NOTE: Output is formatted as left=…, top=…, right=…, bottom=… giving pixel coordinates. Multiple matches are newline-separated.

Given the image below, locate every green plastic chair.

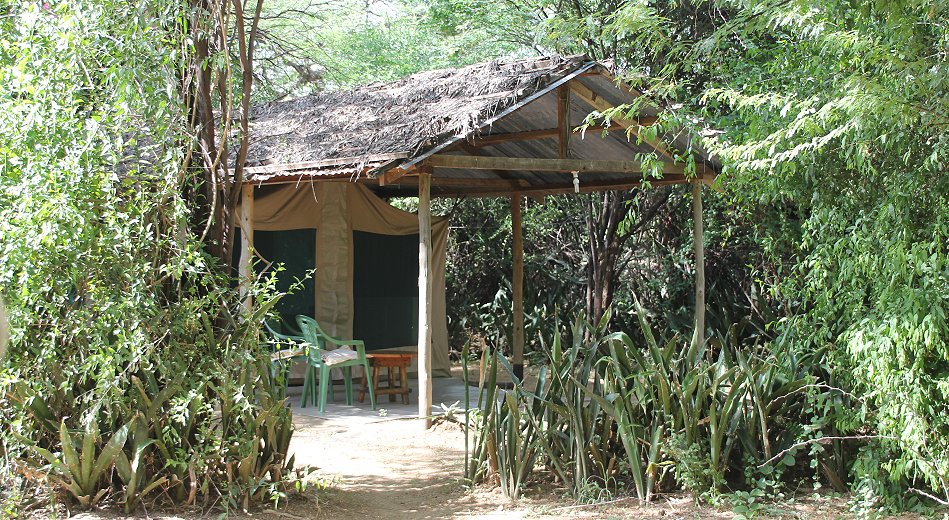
left=296, top=315, right=376, bottom=414
left=264, top=320, right=307, bottom=396
left=265, top=318, right=304, bottom=339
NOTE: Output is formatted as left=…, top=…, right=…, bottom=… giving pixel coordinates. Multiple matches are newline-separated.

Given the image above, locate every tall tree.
left=583, top=188, right=671, bottom=325
left=186, top=0, right=263, bottom=264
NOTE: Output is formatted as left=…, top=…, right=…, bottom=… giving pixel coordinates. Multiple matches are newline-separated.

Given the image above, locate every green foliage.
left=0, top=0, right=300, bottom=513
left=704, top=0, right=949, bottom=505
left=301, top=0, right=949, bottom=508
left=569, top=0, right=949, bottom=507
left=464, top=347, right=539, bottom=500
left=31, top=421, right=129, bottom=508
left=443, top=196, right=587, bottom=357
left=465, top=310, right=822, bottom=502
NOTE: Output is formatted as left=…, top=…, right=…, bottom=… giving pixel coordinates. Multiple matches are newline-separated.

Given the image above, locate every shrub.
left=0, top=0, right=300, bottom=514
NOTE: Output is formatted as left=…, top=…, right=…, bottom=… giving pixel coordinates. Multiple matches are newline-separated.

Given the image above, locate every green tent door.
left=353, top=230, right=418, bottom=350
left=253, top=229, right=316, bottom=328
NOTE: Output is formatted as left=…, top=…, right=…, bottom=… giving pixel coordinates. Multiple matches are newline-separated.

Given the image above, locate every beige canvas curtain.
left=247, top=181, right=451, bottom=376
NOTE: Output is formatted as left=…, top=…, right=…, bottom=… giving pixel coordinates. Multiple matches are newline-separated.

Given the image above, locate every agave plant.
left=32, top=420, right=128, bottom=508
left=465, top=303, right=821, bottom=502
left=114, top=414, right=168, bottom=513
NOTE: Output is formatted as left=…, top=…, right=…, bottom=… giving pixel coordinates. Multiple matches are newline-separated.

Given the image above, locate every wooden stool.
left=358, top=353, right=416, bottom=405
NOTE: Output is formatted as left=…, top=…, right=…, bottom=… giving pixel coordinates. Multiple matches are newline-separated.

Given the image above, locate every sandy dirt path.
left=64, top=375, right=870, bottom=520
left=281, top=411, right=884, bottom=520
left=287, top=414, right=536, bottom=519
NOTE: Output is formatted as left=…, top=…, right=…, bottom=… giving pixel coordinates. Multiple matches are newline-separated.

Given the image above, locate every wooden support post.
left=239, top=183, right=255, bottom=312
left=692, top=181, right=705, bottom=348
left=417, top=170, right=434, bottom=428
left=511, top=193, right=525, bottom=379
left=558, top=86, right=571, bottom=159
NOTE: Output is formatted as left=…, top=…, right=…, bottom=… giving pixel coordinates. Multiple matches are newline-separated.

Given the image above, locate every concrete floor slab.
left=288, top=376, right=480, bottom=423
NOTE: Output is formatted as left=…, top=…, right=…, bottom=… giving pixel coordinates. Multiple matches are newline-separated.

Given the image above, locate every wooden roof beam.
left=241, top=152, right=410, bottom=176
left=426, top=153, right=716, bottom=176
left=379, top=163, right=418, bottom=186
left=430, top=176, right=687, bottom=198
left=456, top=142, right=522, bottom=182
left=470, top=128, right=559, bottom=147
left=390, top=176, right=531, bottom=189
left=467, top=121, right=658, bottom=148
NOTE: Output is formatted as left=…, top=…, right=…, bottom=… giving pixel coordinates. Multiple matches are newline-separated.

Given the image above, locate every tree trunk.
left=583, top=188, right=673, bottom=326
left=184, top=0, right=262, bottom=270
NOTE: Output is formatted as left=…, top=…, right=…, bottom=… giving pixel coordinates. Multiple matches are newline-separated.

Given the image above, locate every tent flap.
left=247, top=182, right=451, bottom=377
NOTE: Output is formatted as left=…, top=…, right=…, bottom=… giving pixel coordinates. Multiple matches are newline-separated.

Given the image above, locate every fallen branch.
left=908, top=488, right=949, bottom=506
left=545, top=496, right=642, bottom=512
left=759, top=435, right=897, bottom=468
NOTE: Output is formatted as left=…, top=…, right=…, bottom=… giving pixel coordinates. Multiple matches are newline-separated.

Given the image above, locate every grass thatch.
left=247, top=55, right=591, bottom=169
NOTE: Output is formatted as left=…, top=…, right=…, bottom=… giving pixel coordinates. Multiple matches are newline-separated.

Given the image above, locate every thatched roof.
left=243, top=54, right=718, bottom=195
left=246, top=55, right=595, bottom=178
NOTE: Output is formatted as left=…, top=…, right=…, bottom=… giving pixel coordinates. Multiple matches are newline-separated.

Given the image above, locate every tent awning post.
left=511, top=193, right=524, bottom=379
left=417, top=170, right=434, bottom=428
left=692, top=180, right=705, bottom=348
left=239, top=183, right=255, bottom=312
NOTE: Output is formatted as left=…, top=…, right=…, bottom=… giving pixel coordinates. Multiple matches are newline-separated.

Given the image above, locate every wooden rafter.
left=568, top=81, right=677, bottom=161
left=596, top=68, right=649, bottom=101
left=558, top=86, right=571, bottom=159
left=379, top=163, right=418, bottom=186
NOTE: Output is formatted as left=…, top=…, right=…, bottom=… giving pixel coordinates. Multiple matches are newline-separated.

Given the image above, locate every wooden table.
left=358, top=353, right=417, bottom=405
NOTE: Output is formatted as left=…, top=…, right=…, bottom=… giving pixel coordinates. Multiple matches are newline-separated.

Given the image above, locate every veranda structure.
left=236, top=55, right=720, bottom=426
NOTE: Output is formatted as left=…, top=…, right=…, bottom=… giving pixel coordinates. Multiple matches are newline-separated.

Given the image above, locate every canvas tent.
left=236, top=54, right=721, bottom=425
left=240, top=181, right=451, bottom=376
